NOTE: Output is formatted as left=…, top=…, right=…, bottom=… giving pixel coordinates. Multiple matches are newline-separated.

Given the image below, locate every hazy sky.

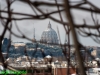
left=0, top=0, right=100, bottom=46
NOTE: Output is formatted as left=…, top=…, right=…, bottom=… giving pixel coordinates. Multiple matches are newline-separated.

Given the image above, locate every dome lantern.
left=48, top=21, right=52, bottom=28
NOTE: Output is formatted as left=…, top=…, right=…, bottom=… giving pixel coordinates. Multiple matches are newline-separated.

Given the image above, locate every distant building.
left=91, top=50, right=97, bottom=57
left=12, top=42, right=26, bottom=49
left=2, top=38, right=11, bottom=52
left=11, top=42, right=26, bottom=55
left=2, top=38, right=11, bottom=46
left=41, top=22, right=59, bottom=44
left=53, top=67, right=76, bottom=75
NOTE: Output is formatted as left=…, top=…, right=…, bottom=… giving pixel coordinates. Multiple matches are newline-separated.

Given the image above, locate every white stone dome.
left=41, top=22, right=59, bottom=44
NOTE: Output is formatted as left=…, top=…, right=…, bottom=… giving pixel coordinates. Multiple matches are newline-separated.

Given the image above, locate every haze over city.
left=1, top=0, right=100, bottom=75
left=0, top=0, right=100, bottom=46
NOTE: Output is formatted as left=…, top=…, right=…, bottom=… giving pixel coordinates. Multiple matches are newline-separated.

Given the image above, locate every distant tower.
left=65, top=33, right=67, bottom=44
left=33, top=28, right=36, bottom=42
left=34, top=28, right=35, bottom=39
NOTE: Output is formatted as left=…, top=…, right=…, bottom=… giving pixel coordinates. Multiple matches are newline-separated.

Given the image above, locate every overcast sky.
left=1, top=0, right=100, bottom=46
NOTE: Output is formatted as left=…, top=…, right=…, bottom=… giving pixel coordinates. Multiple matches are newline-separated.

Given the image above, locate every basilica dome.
left=41, top=22, right=59, bottom=44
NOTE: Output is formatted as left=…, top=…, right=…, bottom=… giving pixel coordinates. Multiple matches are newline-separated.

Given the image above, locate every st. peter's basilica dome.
left=41, top=22, right=59, bottom=44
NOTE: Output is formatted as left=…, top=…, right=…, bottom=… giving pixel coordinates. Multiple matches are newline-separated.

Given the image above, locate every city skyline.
left=1, top=0, right=100, bottom=46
